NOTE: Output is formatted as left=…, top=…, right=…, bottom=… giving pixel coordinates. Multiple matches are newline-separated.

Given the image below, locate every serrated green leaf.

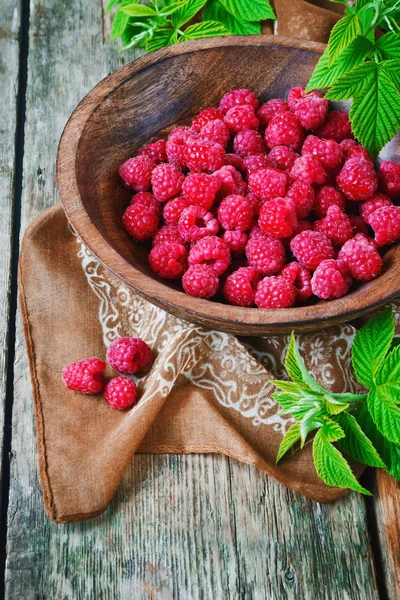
left=272, top=391, right=302, bottom=411
left=120, top=20, right=148, bottom=47
left=180, top=20, right=230, bottom=40
left=336, top=412, right=386, bottom=468
left=107, top=0, right=122, bottom=12
left=276, top=422, right=301, bottom=462
left=122, top=4, right=157, bottom=16
left=299, top=408, right=322, bottom=446
left=270, top=379, right=305, bottom=394
left=171, top=0, right=207, bottom=27
left=219, top=0, right=275, bottom=22
left=328, top=13, right=361, bottom=66
left=320, top=418, right=345, bottom=442
left=326, top=61, right=377, bottom=100
left=146, top=28, right=176, bottom=52
left=376, top=344, right=400, bottom=386
left=284, top=332, right=325, bottom=394
left=380, top=58, right=400, bottom=89
left=375, top=31, right=400, bottom=60
left=203, top=0, right=261, bottom=34
left=367, top=386, right=400, bottom=444
left=282, top=396, right=322, bottom=420
left=312, top=429, right=371, bottom=494
left=351, top=307, right=394, bottom=388
left=111, top=6, right=130, bottom=40
left=120, top=29, right=150, bottom=49
left=323, top=397, right=350, bottom=415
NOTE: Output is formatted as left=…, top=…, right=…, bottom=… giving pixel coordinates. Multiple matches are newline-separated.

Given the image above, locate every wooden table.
left=1, top=2, right=399, bottom=598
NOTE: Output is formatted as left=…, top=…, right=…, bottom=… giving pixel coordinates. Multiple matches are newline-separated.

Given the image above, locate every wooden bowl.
left=57, top=36, right=400, bottom=335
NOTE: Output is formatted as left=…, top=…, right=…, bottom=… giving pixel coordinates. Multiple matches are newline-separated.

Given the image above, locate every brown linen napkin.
left=19, top=206, right=372, bottom=523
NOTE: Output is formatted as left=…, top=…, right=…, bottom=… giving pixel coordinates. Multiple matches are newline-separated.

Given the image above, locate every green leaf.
left=218, top=0, right=275, bottom=22
left=336, top=412, right=386, bottom=468
left=107, top=0, right=121, bottom=12
left=272, top=391, right=302, bottom=411
left=322, top=397, right=350, bottom=415
left=111, top=6, right=130, bottom=40
left=122, top=4, right=157, bottom=16
left=299, top=408, right=322, bottom=446
left=171, top=0, right=207, bottom=27
left=375, top=32, right=400, bottom=60
left=380, top=58, right=400, bottom=89
left=120, top=20, right=149, bottom=47
left=326, top=61, right=377, bottom=100
left=146, top=28, right=176, bottom=52
left=121, top=29, right=150, bottom=49
left=203, top=0, right=261, bottom=35
left=180, top=20, right=230, bottom=40
left=376, top=344, right=400, bottom=386
left=367, top=386, right=400, bottom=444
left=276, top=422, right=301, bottom=462
left=320, top=418, right=345, bottom=442
left=328, top=13, right=361, bottom=66
left=312, top=429, right=372, bottom=494
left=351, top=307, right=394, bottom=388
left=281, top=396, right=322, bottom=420
left=284, top=332, right=325, bottom=394
left=270, top=379, right=306, bottom=394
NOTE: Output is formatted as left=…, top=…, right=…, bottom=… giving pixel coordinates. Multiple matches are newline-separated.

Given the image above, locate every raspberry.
left=119, top=155, right=155, bottom=192
left=217, top=195, right=253, bottom=231
left=249, top=221, right=263, bottom=239
left=290, top=155, right=326, bottom=185
left=290, top=230, right=335, bottom=270
left=139, top=139, right=167, bottom=164
left=233, top=129, right=265, bottom=158
left=337, top=158, right=378, bottom=201
left=286, top=180, right=315, bottom=219
left=255, top=276, right=296, bottom=309
left=166, top=126, right=197, bottom=169
left=182, top=264, right=219, bottom=299
left=257, top=99, right=290, bottom=127
left=192, top=107, right=225, bottom=132
left=151, top=163, right=184, bottom=202
left=123, top=203, right=159, bottom=241
left=184, top=140, right=225, bottom=173
left=224, top=153, right=245, bottom=172
left=267, top=146, right=298, bottom=171
left=294, top=94, right=328, bottom=129
left=360, top=193, right=393, bottom=224
left=222, top=230, right=248, bottom=254
left=149, top=242, right=188, bottom=279
left=213, top=165, right=247, bottom=197
left=223, top=267, right=260, bottom=306
left=62, top=358, right=106, bottom=395
left=314, top=186, right=346, bottom=218
left=163, top=196, right=191, bottom=225
left=246, top=191, right=262, bottom=216
left=200, top=119, right=230, bottom=148
left=106, top=337, right=152, bottom=374
left=340, top=139, right=371, bottom=162
left=280, top=262, right=312, bottom=302
left=369, top=205, right=400, bottom=246
left=152, top=225, right=185, bottom=247
left=314, top=205, right=353, bottom=246
left=131, top=191, right=161, bottom=216
left=338, top=234, right=382, bottom=281
left=104, top=376, right=138, bottom=410
left=379, top=160, right=400, bottom=198
left=259, top=198, right=298, bottom=238
left=315, top=111, right=352, bottom=142
left=302, top=135, right=343, bottom=171
left=248, top=167, right=288, bottom=202
left=219, top=89, right=259, bottom=113
left=243, top=154, right=270, bottom=175
left=188, top=236, right=230, bottom=275
left=311, top=259, right=352, bottom=299
left=265, top=112, right=304, bottom=151
left=285, top=219, right=313, bottom=245
left=245, top=236, right=285, bottom=275
left=287, top=87, right=306, bottom=110
left=349, top=215, right=369, bottom=236
left=224, top=105, right=259, bottom=133
left=178, top=205, right=219, bottom=242
left=182, top=172, right=221, bottom=210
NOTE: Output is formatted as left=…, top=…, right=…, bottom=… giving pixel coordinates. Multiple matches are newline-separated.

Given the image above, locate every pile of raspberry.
left=119, top=87, right=400, bottom=309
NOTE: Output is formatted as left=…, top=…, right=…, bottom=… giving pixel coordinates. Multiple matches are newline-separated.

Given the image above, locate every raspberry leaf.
left=180, top=21, right=230, bottom=40
left=110, top=6, right=131, bottom=40
left=299, top=408, right=322, bottom=446
left=171, top=0, right=207, bottom=27
left=122, top=4, right=158, bottom=16
left=203, top=0, right=261, bottom=35
left=284, top=332, right=326, bottom=394
left=327, top=13, right=361, bottom=67
left=272, top=391, right=303, bottom=411
left=325, top=61, right=377, bottom=100
left=335, top=412, right=386, bottom=468
left=322, top=397, right=351, bottom=415
left=375, top=344, right=400, bottom=385
left=218, top=0, right=275, bottom=22
left=367, top=387, right=400, bottom=444
left=276, top=422, right=301, bottom=463
left=375, top=31, right=400, bottom=60
left=380, top=58, right=400, bottom=88
left=146, top=28, right=177, bottom=52
left=107, top=0, right=122, bottom=12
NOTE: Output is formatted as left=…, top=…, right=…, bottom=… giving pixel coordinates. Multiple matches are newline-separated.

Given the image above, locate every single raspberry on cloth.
left=314, top=205, right=353, bottom=246
left=302, top=135, right=343, bottom=171
left=219, top=88, right=259, bottom=113
left=184, top=140, right=225, bottom=173
left=182, top=264, right=219, bottom=299
left=369, top=205, right=400, bottom=246
left=265, top=112, right=304, bottom=150
left=178, top=205, right=219, bottom=242
left=182, top=172, right=221, bottom=210
left=119, top=155, right=155, bottom=192
left=338, top=234, right=382, bottom=281
left=138, top=139, right=167, bottom=164
left=280, top=262, right=312, bottom=302
left=259, top=198, right=298, bottom=238
left=245, top=236, right=286, bottom=275
left=311, top=259, right=352, bottom=299
left=62, top=358, right=106, bottom=395
left=149, top=242, right=188, bottom=279
left=104, top=376, right=138, bottom=410
left=255, top=276, right=296, bottom=309
left=379, top=160, right=400, bottom=198
left=257, top=99, right=290, bottom=127
left=151, top=163, right=184, bottom=202
left=123, top=203, right=159, bottom=241
left=290, top=230, right=335, bottom=270
left=224, top=104, right=259, bottom=133
left=314, top=186, right=346, bottom=218
left=188, top=236, right=231, bottom=275
left=192, top=107, right=225, bottom=132
left=218, top=195, right=253, bottom=231
left=286, top=180, right=315, bottom=219
left=248, top=167, right=288, bottom=202
left=223, top=267, right=260, bottom=306
left=315, top=111, right=352, bottom=142
left=337, top=158, right=378, bottom=201
left=106, top=338, right=152, bottom=374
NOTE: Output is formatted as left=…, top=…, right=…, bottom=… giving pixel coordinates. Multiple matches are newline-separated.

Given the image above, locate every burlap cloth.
left=19, top=1, right=374, bottom=524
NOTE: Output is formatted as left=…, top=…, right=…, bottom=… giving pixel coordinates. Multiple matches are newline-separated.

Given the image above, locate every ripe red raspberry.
left=224, top=105, right=259, bottom=133
left=62, top=358, right=106, bottom=394
left=163, top=196, right=191, bottom=225
left=224, top=153, right=245, bottom=172
left=213, top=165, right=247, bottom=197
left=243, top=154, right=270, bottom=175
left=248, top=167, right=288, bottom=202
left=151, top=163, right=184, bottom=202
left=314, top=205, right=353, bottom=246
left=178, top=205, right=219, bottom=242
left=106, top=337, right=152, bottom=374
left=192, top=107, right=225, bottom=132
left=222, top=230, right=248, bottom=254
left=285, top=219, right=313, bottom=245
left=369, top=205, right=400, bottom=246
left=379, top=160, right=400, bottom=198
left=255, top=276, right=296, bottom=309
left=184, top=140, right=225, bottom=173
left=311, top=259, right=352, bottom=299
left=315, top=111, right=352, bottom=142
left=139, top=139, right=167, bottom=164
left=286, top=180, right=315, bottom=219
left=188, top=236, right=230, bottom=275
left=218, top=195, right=253, bottom=231
left=219, top=89, right=259, bottom=113
left=265, top=112, right=304, bottom=151
left=280, top=262, right=312, bottom=302
left=182, top=264, right=219, bottom=299
left=259, top=198, right=298, bottom=238
left=200, top=119, right=230, bottom=148
left=249, top=221, right=263, bottom=239
left=290, top=230, right=335, bottom=270
left=287, top=87, right=306, bottom=110
left=246, top=191, right=262, bottom=216
left=257, top=99, right=290, bottom=127
left=360, top=193, right=393, bottom=224
left=340, top=139, right=371, bottom=162
left=337, top=158, right=378, bottom=201
left=294, top=94, right=328, bottom=130
left=119, top=155, right=155, bottom=192
left=104, top=376, right=138, bottom=410
left=245, top=236, right=285, bottom=275
left=223, top=267, right=260, bottom=306
left=266, top=146, right=298, bottom=171
left=123, top=203, right=159, bottom=241
left=166, top=126, right=197, bottom=169
left=131, top=191, right=161, bottom=216
left=290, top=155, right=326, bottom=185
left=302, top=135, right=343, bottom=171
left=349, top=215, right=369, bottom=236
left=338, top=234, right=382, bottom=281
left=182, top=172, right=221, bottom=210
left=149, top=242, right=188, bottom=279
left=152, top=225, right=185, bottom=247
left=314, top=186, right=346, bottom=218
left=233, top=129, right=265, bottom=158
